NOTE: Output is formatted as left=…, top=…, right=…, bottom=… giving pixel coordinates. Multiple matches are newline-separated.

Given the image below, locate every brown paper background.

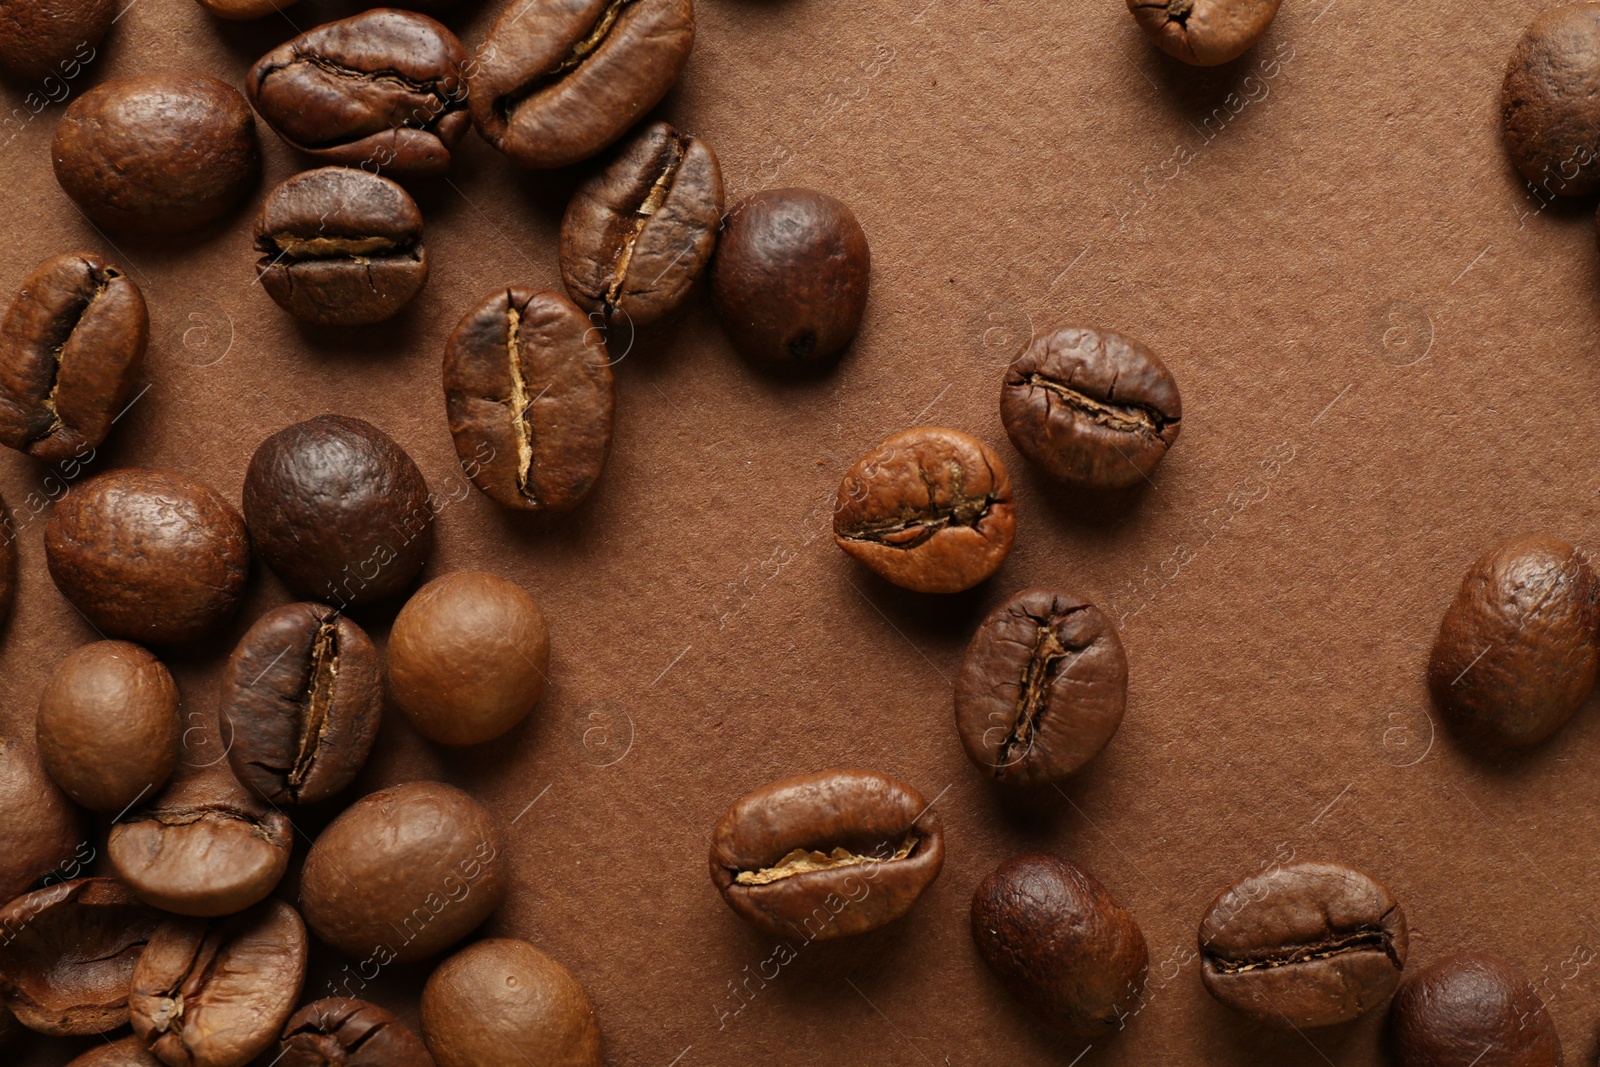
left=5, top=0, right=1600, bottom=1062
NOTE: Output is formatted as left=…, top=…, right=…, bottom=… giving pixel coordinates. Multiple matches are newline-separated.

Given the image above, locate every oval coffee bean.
left=0, top=736, right=81, bottom=902
left=709, top=769, right=944, bottom=941
left=833, top=426, right=1016, bottom=594
left=421, top=939, right=601, bottom=1067
left=970, top=853, right=1148, bottom=1039
left=221, top=602, right=382, bottom=804
left=469, top=0, right=695, bottom=169
left=954, top=589, right=1127, bottom=786
left=1127, top=0, right=1281, bottom=66
left=280, top=998, right=433, bottom=1067
left=0, top=252, right=148, bottom=462
left=1387, top=953, right=1561, bottom=1067
left=444, top=287, right=615, bottom=512
left=65, top=1036, right=166, bottom=1067
left=0, top=0, right=115, bottom=81
left=1504, top=4, right=1600, bottom=197
left=1198, top=861, right=1407, bottom=1028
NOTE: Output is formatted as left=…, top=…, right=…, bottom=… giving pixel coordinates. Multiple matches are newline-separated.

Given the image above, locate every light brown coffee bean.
left=422, top=939, right=601, bottom=1067
left=0, top=736, right=82, bottom=903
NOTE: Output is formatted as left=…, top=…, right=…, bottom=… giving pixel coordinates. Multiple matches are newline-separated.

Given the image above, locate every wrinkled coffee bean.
left=954, top=589, right=1127, bottom=786
left=0, top=736, right=81, bottom=903
left=1127, top=0, right=1281, bottom=66
left=197, top=0, right=299, bottom=18
left=1199, top=861, right=1407, bottom=1028
left=444, top=287, right=615, bottom=512
left=0, top=491, right=12, bottom=626
left=45, top=468, right=251, bottom=645
left=421, top=939, right=600, bottom=1067
left=66, top=1035, right=166, bottom=1067
left=469, top=0, right=695, bottom=169
left=1428, top=536, right=1599, bottom=748
left=221, top=602, right=382, bottom=804
left=970, top=853, right=1148, bottom=1039
left=1504, top=3, right=1600, bottom=196
left=247, top=10, right=469, bottom=177
left=244, top=415, right=434, bottom=607
left=0, top=0, right=114, bottom=81
left=833, top=426, right=1016, bottom=594
left=280, top=998, right=433, bottom=1067
left=1387, top=953, right=1561, bottom=1067
left=709, top=769, right=944, bottom=941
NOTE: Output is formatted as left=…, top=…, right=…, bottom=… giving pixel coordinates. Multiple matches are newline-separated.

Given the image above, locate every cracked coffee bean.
left=0, top=737, right=81, bottom=903
left=1198, top=861, right=1407, bottom=1028
left=66, top=1035, right=165, bottom=1067
left=221, top=602, right=382, bottom=805
left=1387, top=953, right=1561, bottom=1067
left=0, top=0, right=114, bottom=81
left=1504, top=4, right=1600, bottom=197
left=0, top=252, right=148, bottom=463
left=560, top=121, right=724, bottom=326
left=833, top=426, right=1016, bottom=594
left=422, top=939, right=601, bottom=1067
left=1428, top=535, right=1600, bottom=748
left=1127, top=0, right=1280, bottom=66
left=247, top=10, right=469, bottom=177
left=280, top=998, right=433, bottom=1067
left=469, top=0, right=695, bottom=169
left=954, top=589, right=1127, bottom=787
left=971, top=853, right=1148, bottom=1039
left=444, top=287, right=615, bottom=512
left=709, top=769, right=945, bottom=941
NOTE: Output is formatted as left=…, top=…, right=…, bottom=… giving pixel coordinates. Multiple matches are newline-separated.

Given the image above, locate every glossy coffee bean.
left=65, top=1036, right=165, bottom=1067
left=45, top=469, right=251, bottom=645
left=0, top=736, right=80, bottom=903
left=1387, top=954, right=1561, bottom=1067
left=710, top=769, right=944, bottom=941
left=1504, top=4, right=1600, bottom=196
left=955, top=589, right=1127, bottom=786
left=444, top=287, right=615, bottom=512
left=197, top=0, right=299, bottom=17
left=0, top=0, right=114, bottom=81
left=280, top=998, right=433, bottom=1067
left=1127, top=0, right=1281, bottom=65
left=421, top=939, right=601, bottom=1067
left=971, top=853, right=1148, bottom=1039
left=833, top=426, right=1016, bottom=594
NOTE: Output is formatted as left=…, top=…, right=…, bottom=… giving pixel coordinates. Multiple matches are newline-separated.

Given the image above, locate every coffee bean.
left=244, top=415, right=434, bottom=607
left=1198, top=861, right=1407, bottom=1028
left=709, top=769, right=945, bottom=941
left=247, top=10, right=469, bottom=177
left=421, top=939, right=601, bottom=1067
left=0, top=738, right=79, bottom=904
left=833, top=426, right=1016, bottom=594
left=65, top=1035, right=165, bottom=1067
left=970, top=853, right=1148, bottom=1039
left=1504, top=4, right=1600, bottom=196
left=954, top=589, right=1127, bottom=786
left=37, top=641, right=181, bottom=812
left=196, top=0, right=298, bottom=17
left=45, top=469, right=251, bottom=645
left=280, top=998, right=433, bottom=1067
left=469, top=0, right=695, bottom=169
left=0, top=0, right=115, bottom=81
left=1428, top=536, right=1599, bottom=748
left=1127, top=0, right=1281, bottom=66
left=221, top=602, right=382, bottom=804
left=301, top=781, right=506, bottom=963
left=1386, top=954, right=1560, bottom=1067
left=443, top=287, right=615, bottom=512
left=53, top=73, right=259, bottom=234
left=130, top=901, right=308, bottom=1067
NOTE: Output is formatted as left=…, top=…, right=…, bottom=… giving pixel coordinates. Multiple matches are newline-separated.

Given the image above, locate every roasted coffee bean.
left=1199, top=861, right=1407, bottom=1028
left=130, top=901, right=308, bottom=1067
left=711, top=188, right=871, bottom=368
left=0, top=736, right=82, bottom=903
left=247, top=10, right=469, bottom=177
left=833, top=426, right=1016, bottom=594
left=66, top=1035, right=166, bottom=1067
left=0, top=0, right=114, bottom=81
left=709, top=769, right=944, bottom=941
left=197, top=0, right=299, bottom=18
left=53, top=73, right=259, bottom=234
left=1127, top=0, right=1281, bottom=65
left=301, top=781, right=506, bottom=963
left=970, top=853, right=1148, bottom=1039
left=421, top=939, right=600, bottom=1067
left=443, top=287, right=615, bottom=512
left=37, top=641, right=181, bottom=812
left=389, top=572, right=550, bottom=746
left=221, top=602, right=382, bottom=804
left=1387, top=954, right=1561, bottom=1067
left=469, top=0, right=695, bottom=169
left=280, top=998, right=433, bottom=1067
left=244, top=415, right=434, bottom=607
left=0, top=491, right=12, bottom=626
left=45, top=469, right=251, bottom=645
left=0, top=252, right=148, bottom=462
left=954, top=589, right=1127, bottom=786
left=1504, top=4, right=1600, bottom=196
left=1428, top=536, right=1599, bottom=748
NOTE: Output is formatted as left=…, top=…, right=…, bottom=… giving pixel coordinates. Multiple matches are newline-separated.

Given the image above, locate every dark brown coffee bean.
left=709, top=769, right=944, bottom=941
left=955, top=589, right=1127, bottom=786
left=1199, top=861, right=1407, bottom=1028
left=0, top=737, right=80, bottom=903
left=280, top=998, right=433, bottom=1067
left=1127, top=0, right=1281, bottom=65
left=469, top=0, right=695, bottom=169
left=65, top=1035, right=166, bottom=1067
left=443, top=287, right=615, bottom=512
left=244, top=415, right=434, bottom=607
left=301, top=781, right=506, bottom=963
left=833, top=426, right=1016, bottom=594
left=130, top=901, right=308, bottom=1067
left=1428, top=536, right=1599, bottom=748
left=221, top=602, right=382, bottom=804
left=52, top=73, right=259, bottom=234
left=421, top=939, right=600, bottom=1067
left=0, top=0, right=114, bottom=81
left=1504, top=4, right=1600, bottom=196
left=1387, top=954, right=1561, bottom=1067
left=970, top=853, right=1148, bottom=1039
left=246, top=10, right=469, bottom=177
left=45, top=469, right=251, bottom=645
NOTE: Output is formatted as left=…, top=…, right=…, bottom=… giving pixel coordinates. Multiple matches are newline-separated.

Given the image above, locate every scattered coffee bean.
left=0, top=736, right=83, bottom=903
left=1387, top=953, right=1561, bottom=1067
left=1428, top=536, right=1599, bottom=748
left=244, top=415, right=434, bottom=607
left=0, top=0, right=115, bottom=81
left=65, top=1035, right=165, bottom=1067
left=954, top=589, right=1127, bottom=786
left=280, top=998, right=433, bottom=1067
left=443, top=287, right=615, bottom=512
left=45, top=468, right=251, bottom=645
left=0, top=491, right=12, bottom=626
left=970, top=853, right=1148, bottom=1039
left=421, top=939, right=601, bottom=1067
left=833, top=426, right=1016, bottom=594
left=1127, top=0, right=1281, bottom=66
left=1504, top=3, right=1600, bottom=196
left=196, top=0, right=299, bottom=17
left=221, top=602, right=382, bottom=804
